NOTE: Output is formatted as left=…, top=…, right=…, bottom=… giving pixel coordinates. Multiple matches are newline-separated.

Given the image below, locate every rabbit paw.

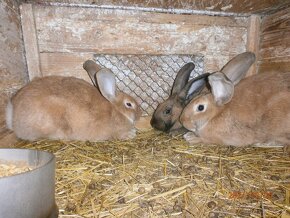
left=120, top=128, right=136, bottom=140
left=184, top=132, right=201, bottom=144
left=127, top=128, right=137, bottom=139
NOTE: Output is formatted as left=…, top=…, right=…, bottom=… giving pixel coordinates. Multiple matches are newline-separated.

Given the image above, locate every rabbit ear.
left=221, top=52, right=256, bottom=85
left=179, top=73, right=209, bottom=104
left=96, top=69, right=116, bottom=102
left=171, top=63, right=195, bottom=96
left=208, top=72, right=234, bottom=106
left=83, top=60, right=102, bottom=87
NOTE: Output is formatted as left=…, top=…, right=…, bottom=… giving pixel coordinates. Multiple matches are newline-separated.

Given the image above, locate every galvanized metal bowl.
left=0, top=148, right=58, bottom=218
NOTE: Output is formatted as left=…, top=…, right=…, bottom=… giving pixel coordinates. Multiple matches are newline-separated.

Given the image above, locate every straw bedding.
left=14, top=130, right=290, bottom=217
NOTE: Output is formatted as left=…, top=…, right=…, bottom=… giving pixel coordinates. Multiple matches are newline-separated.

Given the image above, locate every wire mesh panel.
left=93, top=54, right=204, bottom=115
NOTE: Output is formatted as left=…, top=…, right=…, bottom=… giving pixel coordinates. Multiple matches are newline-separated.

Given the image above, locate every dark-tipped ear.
left=83, top=60, right=102, bottom=87
left=178, top=73, right=210, bottom=104
left=208, top=72, right=234, bottom=106
left=221, top=52, right=256, bottom=85
left=171, top=62, right=195, bottom=96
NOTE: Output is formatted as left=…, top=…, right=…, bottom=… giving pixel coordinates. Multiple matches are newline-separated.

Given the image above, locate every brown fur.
left=150, top=93, right=187, bottom=134
left=180, top=72, right=290, bottom=146
left=151, top=52, right=256, bottom=136
left=9, top=76, right=141, bottom=141
left=150, top=63, right=196, bottom=135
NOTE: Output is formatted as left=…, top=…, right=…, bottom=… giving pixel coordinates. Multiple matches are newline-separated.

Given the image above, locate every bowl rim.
left=0, top=148, right=55, bottom=179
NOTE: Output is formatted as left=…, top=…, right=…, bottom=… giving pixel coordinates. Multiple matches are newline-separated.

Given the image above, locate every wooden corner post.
left=20, top=3, right=42, bottom=80
left=246, top=15, right=261, bottom=76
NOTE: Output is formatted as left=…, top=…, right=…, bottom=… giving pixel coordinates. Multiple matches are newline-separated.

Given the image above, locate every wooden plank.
left=20, top=3, right=42, bottom=80
left=246, top=15, right=261, bottom=76
left=39, top=52, right=93, bottom=82
left=25, top=0, right=289, bottom=15
left=260, top=46, right=290, bottom=60
left=0, top=0, right=27, bottom=133
left=33, top=5, right=248, bottom=56
left=40, top=52, right=246, bottom=77
left=258, top=61, right=290, bottom=73
left=258, top=7, right=290, bottom=73
left=0, top=0, right=27, bottom=90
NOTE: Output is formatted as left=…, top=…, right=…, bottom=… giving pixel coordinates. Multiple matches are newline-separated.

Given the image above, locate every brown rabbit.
left=6, top=60, right=141, bottom=141
left=150, top=52, right=256, bottom=135
left=180, top=68, right=290, bottom=147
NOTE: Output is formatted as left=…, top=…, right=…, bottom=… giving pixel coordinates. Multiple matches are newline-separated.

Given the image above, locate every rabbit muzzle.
left=150, top=116, right=172, bottom=132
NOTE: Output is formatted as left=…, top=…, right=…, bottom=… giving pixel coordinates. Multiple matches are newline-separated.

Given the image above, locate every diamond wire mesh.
left=93, top=54, right=204, bottom=115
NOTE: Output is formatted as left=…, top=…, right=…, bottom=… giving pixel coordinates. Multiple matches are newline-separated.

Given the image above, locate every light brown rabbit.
left=180, top=68, right=290, bottom=147
left=150, top=52, right=256, bottom=135
left=6, top=60, right=141, bottom=141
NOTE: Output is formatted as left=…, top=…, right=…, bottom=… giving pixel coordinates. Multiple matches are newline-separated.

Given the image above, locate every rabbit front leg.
left=118, top=128, right=137, bottom=140
left=126, top=128, right=137, bottom=139
left=183, top=131, right=202, bottom=144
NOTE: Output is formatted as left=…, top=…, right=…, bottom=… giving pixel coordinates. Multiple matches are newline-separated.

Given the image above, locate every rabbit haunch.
left=180, top=71, right=290, bottom=147
left=6, top=75, right=141, bottom=141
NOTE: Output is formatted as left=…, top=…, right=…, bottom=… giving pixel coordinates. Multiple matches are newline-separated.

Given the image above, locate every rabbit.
left=150, top=52, right=256, bottom=135
left=6, top=60, right=142, bottom=141
left=82, top=59, right=102, bottom=87
left=150, top=62, right=208, bottom=135
left=180, top=61, right=290, bottom=147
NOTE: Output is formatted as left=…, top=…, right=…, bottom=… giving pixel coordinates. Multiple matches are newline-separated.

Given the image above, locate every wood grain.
left=259, top=7, right=290, bottom=73
left=20, top=4, right=42, bottom=79
left=40, top=52, right=94, bottom=82
left=31, top=4, right=248, bottom=75
left=25, top=0, right=289, bottom=15
left=246, top=15, right=261, bottom=76
left=0, top=0, right=27, bottom=134
left=34, top=5, right=248, bottom=55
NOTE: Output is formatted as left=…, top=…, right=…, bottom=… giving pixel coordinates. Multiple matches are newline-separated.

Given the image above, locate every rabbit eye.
left=197, top=105, right=205, bottom=112
left=164, top=108, right=172, bottom=115
left=125, top=102, right=133, bottom=108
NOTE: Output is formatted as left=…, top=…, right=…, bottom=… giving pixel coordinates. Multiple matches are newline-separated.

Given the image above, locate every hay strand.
left=14, top=130, right=290, bottom=217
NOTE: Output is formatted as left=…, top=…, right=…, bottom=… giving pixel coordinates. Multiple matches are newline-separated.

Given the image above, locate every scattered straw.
left=14, top=130, right=290, bottom=217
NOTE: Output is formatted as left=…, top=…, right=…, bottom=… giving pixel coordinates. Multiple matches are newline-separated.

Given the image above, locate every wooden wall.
left=0, top=0, right=27, bottom=139
left=22, top=4, right=249, bottom=82
left=25, top=0, right=289, bottom=15
left=258, top=7, right=290, bottom=73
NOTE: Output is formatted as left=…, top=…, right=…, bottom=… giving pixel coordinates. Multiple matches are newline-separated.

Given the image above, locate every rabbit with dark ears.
left=150, top=63, right=209, bottom=135
left=180, top=54, right=290, bottom=147
left=6, top=60, right=142, bottom=141
left=150, top=52, right=256, bottom=135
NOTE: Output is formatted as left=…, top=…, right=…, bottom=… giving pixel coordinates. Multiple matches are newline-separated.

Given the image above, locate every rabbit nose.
left=150, top=117, right=164, bottom=130
left=150, top=117, right=157, bottom=128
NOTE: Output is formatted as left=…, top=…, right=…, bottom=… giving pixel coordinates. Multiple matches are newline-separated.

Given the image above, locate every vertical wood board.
left=20, top=3, right=42, bottom=80
left=259, top=8, right=290, bottom=73
left=246, top=15, right=261, bottom=76
left=0, top=0, right=27, bottom=132
left=259, top=7, right=290, bottom=73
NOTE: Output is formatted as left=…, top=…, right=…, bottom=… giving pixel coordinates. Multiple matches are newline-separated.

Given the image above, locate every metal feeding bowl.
left=0, top=149, right=58, bottom=218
